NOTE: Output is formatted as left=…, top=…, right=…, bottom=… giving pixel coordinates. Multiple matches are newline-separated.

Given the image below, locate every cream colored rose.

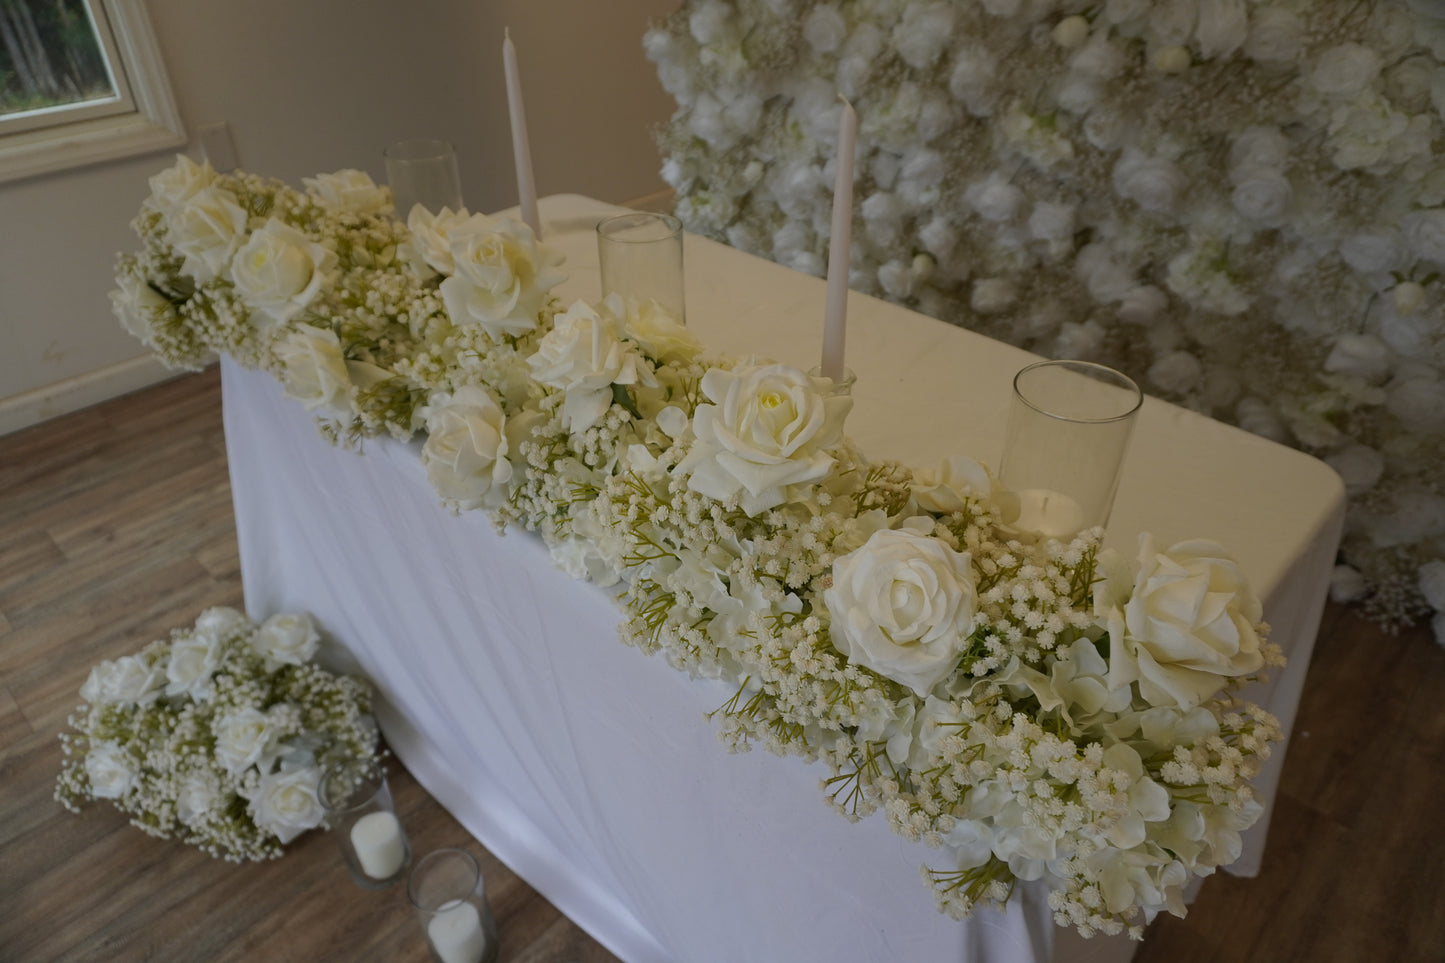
left=165, top=632, right=222, bottom=701
left=230, top=219, right=337, bottom=325
left=439, top=214, right=564, bottom=338
left=303, top=169, right=390, bottom=215
left=176, top=770, right=223, bottom=825
left=607, top=293, right=702, bottom=364
left=193, top=606, right=249, bottom=642
left=147, top=154, right=216, bottom=216
left=274, top=324, right=352, bottom=413
left=109, top=269, right=175, bottom=343
left=422, top=385, right=513, bottom=508
left=404, top=204, right=472, bottom=277
left=1112, top=149, right=1184, bottom=215
left=249, top=765, right=325, bottom=844
left=912, top=454, right=1018, bottom=521
left=253, top=612, right=321, bottom=667
left=675, top=363, right=852, bottom=515
left=824, top=519, right=977, bottom=697
left=527, top=300, right=656, bottom=433
left=85, top=742, right=138, bottom=799
left=168, top=184, right=249, bottom=282
left=79, top=654, right=165, bottom=706
left=1095, top=534, right=1266, bottom=709
left=213, top=707, right=279, bottom=776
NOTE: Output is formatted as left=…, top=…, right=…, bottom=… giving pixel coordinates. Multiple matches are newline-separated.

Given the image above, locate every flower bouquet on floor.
left=55, top=607, right=380, bottom=861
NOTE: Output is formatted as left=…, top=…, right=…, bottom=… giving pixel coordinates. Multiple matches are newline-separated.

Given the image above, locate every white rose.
left=176, top=770, right=223, bottom=824
left=965, top=172, right=1023, bottom=223
left=1095, top=535, right=1266, bottom=709
left=948, top=47, right=998, bottom=115
left=1329, top=564, right=1369, bottom=604
left=1243, top=7, right=1304, bottom=64
left=439, top=214, right=564, bottom=338
left=1193, top=0, right=1247, bottom=59
left=1228, top=125, right=1291, bottom=173
left=253, top=612, right=321, bottom=667
left=527, top=300, right=656, bottom=434
left=1418, top=559, right=1445, bottom=611
left=802, top=4, right=846, bottom=53
left=1119, top=285, right=1168, bottom=325
left=1324, top=333, right=1392, bottom=383
left=110, top=269, right=174, bottom=343
left=1328, top=97, right=1408, bottom=171
left=824, top=519, right=977, bottom=698
left=1105, top=0, right=1149, bottom=26
left=230, top=219, right=337, bottom=326
left=214, top=707, right=280, bottom=776
left=403, top=205, right=472, bottom=277
left=1325, top=444, right=1385, bottom=496
left=1386, top=377, right=1445, bottom=433
left=422, top=385, right=513, bottom=509
left=675, top=363, right=852, bottom=516
left=165, top=632, right=223, bottom=701
left=85, top=742, right=139, bottom=800
left=249, top=766, right=325, bottom=844
left=303, top=169, right=391, bottom=215
left=1148, top=351, right=1204, bottom=394
left=1075, top=243, right=1134, bottom=304
left=1402, top=209, right=1445, bottom=265
left=1112, top=149, right=1184, bottom=215
left=148, top=154, right=216, bottom=216
left=1310, top=43, right=1381, bottom=98
left=1147, top=0, right=1197, bottom=48
left=893, top=2, right=955, bottom=70
left=1339, top=229, right=1406, bottom=275
left=912, top=454, right=1017, bottom=520
left=168, top=185, right=248, bottom=282
left=1230, top=167, right=1292, bottom=226
left=79, top=654, right=165, bottom=706
left=970, top=277, right=1017, bottom=314
left=274, top=325, right=352, bottom=413
left=193, top=606, right=250, bottom=643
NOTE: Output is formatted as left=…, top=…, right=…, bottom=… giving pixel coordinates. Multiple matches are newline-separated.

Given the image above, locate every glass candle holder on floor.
left=318, top=762, right=410, bottom=889
left=408, top=848, right=500, bottom=963
left=596, top=211, right=686, bottom=323
left=997, top=359, right=1142, bottom=539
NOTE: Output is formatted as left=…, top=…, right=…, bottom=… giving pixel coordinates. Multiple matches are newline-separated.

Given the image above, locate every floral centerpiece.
left=642, top=0, right=1445, bottom=644
left=55, top=607, right=379, bottom=861
left=111, top=155, right=1286, bottom=937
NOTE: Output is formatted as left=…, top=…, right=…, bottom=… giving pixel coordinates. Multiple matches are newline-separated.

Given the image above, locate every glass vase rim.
left=407, top=847, right=481, bottom=913
left=1011, top=359, right=1143, bottom=425
left=596, top=210, right=683, bottom=242
left=318, top=760, right=386, bottom=814
left=384, top=137, right=457, bottom=163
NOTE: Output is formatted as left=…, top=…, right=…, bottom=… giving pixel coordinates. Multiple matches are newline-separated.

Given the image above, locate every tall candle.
left=427, top=900, right=488, bottom=963
left=822, top=95, right=856, bottom=383
left=503, top=28, right=541, bottom=239
left=349, top=810, right=405, bottom=879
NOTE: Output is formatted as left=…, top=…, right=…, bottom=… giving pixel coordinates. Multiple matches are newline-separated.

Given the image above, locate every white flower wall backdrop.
left=644, top=0, right=1445, bottom=641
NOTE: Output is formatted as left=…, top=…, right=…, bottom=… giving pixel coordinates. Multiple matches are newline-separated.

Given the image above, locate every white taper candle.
left=822, top=95, right=856, bottom=382
left=503, top=28, right=541, bottom=239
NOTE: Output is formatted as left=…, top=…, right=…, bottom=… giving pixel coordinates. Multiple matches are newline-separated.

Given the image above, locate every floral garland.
left=112, top=156, right=1286, bottom=939
left=55, top=607, right=379, bottom=861
left=643, top=0, right=1445, bottom=643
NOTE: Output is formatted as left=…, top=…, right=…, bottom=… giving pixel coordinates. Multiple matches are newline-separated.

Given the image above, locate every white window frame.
left=0, top=0, right=184, bottom=184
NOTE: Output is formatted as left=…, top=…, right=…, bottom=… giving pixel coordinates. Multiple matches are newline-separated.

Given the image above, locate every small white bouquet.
left=55, top=607, right=380, bottom=861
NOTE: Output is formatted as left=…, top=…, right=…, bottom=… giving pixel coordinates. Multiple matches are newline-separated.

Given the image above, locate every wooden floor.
left=1, top=367, right=1442, bottom=962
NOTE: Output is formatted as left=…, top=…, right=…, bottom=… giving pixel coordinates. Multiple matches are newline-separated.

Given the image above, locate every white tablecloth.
left=222, top=194, right=1345, bottom=963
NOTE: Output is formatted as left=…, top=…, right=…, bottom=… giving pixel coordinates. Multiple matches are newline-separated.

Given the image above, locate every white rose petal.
left=1325, top=444, right=1385, bottom=496
left=527, top=299, right=656, bottom=434
left=802, top=4, right=846, bottom=53
left=439, top=214, right=565, bottom=338
left=168, top=185, right=248, bottom=282
left=165, top=632, right=223, bottom=701
left=1402, top=209, right=1445, bottom=266
left=230, top=219, right=337, bottom=326
left=85, top=742, right=139, bottom=800
left=79, top=654, right=165, bottom=706
left=274, top=325, right=352, bottom=414
left=1112, top=149, right=1184, bottom=215
left=303, top=169, right=391, bottom=215
left=148, top=154, right=217, bottom=217
left=254, top=612, right=321, bottom=667
left=1418, top=560, right=1445, bottom=611
left=825, top=520, right=977, bottom=697
left=1244, top=8, right=1304, bottom=64
left=249, top=766, right=325, bottom=844
left=1310, top=43, right=1382, bottom=99
left=675, top=363, right=851, bottom=516
left=214, top=707, right=279, bottom=776
left=1193, top=0, right=1247, bottom=59
left=422, top=385, right=513, bottom=510
left=1323, top=333, right=1391, bottom=383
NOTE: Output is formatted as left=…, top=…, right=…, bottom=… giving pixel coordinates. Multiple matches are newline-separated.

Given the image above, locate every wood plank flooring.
left=2, top=367, right=1443, bottom=962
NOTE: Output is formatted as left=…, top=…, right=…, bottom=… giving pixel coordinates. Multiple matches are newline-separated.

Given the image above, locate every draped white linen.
left=222, top=194, right=1345, bottom=963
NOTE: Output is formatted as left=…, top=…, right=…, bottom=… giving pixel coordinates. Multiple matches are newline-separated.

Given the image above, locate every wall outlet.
left=196, top=122, right=239, bottom=172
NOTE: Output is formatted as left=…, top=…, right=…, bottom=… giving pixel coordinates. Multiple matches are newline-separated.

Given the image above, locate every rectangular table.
left=222, top=194, right=1345, bottom=963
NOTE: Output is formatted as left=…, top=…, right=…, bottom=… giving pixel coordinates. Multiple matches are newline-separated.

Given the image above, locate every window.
left=0, top=0, right=183, bottom=184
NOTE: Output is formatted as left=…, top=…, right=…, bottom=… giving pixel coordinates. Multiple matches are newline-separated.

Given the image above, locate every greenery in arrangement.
left=112, top=156, right=1285, bottom=938
left=643, top=0, right=1445, bottom=642
left=56, top=607, right=379, bottom=861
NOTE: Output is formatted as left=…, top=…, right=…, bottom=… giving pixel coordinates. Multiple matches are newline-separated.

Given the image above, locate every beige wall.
left=0, top=0, right=678, bottom=434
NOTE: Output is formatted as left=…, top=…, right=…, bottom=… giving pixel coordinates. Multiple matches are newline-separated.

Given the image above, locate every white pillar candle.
left=427, top=899, right=488, bottom=963
left=503, top=28, right=541, bottom=239
left=349, top=810, right=405, bottom=879
left=1014, top=489, right=1086, bottom=539
left=821, top=95, right=856, bottom=383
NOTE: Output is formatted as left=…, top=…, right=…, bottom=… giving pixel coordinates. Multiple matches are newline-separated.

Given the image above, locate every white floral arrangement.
left=55, top=606, right=379, bottom=861
left=111, top=156, right=1288, bottom=938
left=642, top=0, right=1445, bottom=643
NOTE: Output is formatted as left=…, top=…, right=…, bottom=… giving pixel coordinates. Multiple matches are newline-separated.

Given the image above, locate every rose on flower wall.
left=647, top=0, right=1445, bottom=640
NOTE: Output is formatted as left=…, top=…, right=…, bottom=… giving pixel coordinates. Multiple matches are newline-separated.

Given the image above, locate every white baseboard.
left=0, top=354, right=184, bottom=437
